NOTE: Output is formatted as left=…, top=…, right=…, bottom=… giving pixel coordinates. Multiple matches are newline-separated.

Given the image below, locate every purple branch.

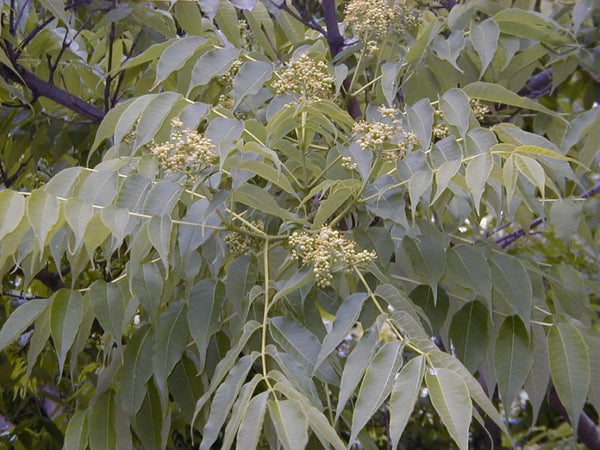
left=497, top=182, right=600, bottom=248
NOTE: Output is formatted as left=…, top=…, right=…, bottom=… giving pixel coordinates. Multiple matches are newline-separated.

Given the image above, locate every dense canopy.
left=0, top=0, right=599, bottom=448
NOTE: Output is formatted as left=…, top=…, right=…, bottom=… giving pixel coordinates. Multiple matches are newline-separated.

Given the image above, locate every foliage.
left=0, top=0, right=599, bottom=448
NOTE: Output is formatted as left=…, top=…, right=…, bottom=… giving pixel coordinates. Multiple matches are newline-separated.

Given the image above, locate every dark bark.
left=497, top=182, right=600, bottom=248
left=6, top=64, right=105, bottom=122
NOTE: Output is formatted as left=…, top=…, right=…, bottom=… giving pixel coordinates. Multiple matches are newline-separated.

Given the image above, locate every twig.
left=497, top=182, right=600, bottom=248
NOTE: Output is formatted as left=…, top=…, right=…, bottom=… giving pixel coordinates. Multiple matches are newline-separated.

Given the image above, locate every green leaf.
left=389, top=356, right=425, bottom=450
left=313, top=185, right=353, bottom=228
left=381, top=62, right=400, bottom=105
left=133, top=92, right=183, bottom=150
left=350, top=341, right=403, bottom=444
left=270, top=316, right=338, bottom=385
left=39, top=0, right=70, bottom=26
left=50, top=289, right=84, bottom=374
left=433, top=31, right=465, bottom=72
left=63, top=409, right=88, bottom=450
left=515, top=154, right=546, bottom=195
left=503, top=155, right=518, bottom=209
left=515, top=144, right=574, bottom=161
left=524, top=325, right=550, bottom=423
left=236, top=391, right=269, bottom=450
left=548, top=322, right=591, bottom=426
left=26, top=190, right=60, bottom=250
left=78, top=169, right=119, bottom=207
left=314, top=293, right=367, bottom=373
left=119, top=325, right=154, bottom=419
left=233, top=60, right=273, bottom=109
left=490, top=254, right=532, bottom=326
left=465, top=151, right=492, bottom=214
left=154, top=36, right=207, bottom=87
left=409, top=285, right=449, bottom=332
left=494, top=315, right=533, bottom=408
left=142, top=181, right=183, bottom=217
left=493, top=9, right=571, bottom=45
left=425, top=368, right=472, bottom=450
left=447, top=245, right=492, bottom=304
left=221, top=375, right=263, bottom=450
left=427, top=350, right=508, bottom=434
left=200, top=355, right=255, bottom=450
left=64, top=198, right=94, bottom=253
left=440, top=88, right=471, bottom=137
left=0, top=190, right=25, bottom=240
left=133, top=381, right=167, bottom=450
left=187, top=279, right=223, bottom=372
left=88, top=391, right=117, bottom=450
left=464, top=82, right=568, bottom=122
left=148, top=215, right=172, bottom=271
left=0, top=298, right=51, bottom=352
left=406, top=98, right=434, bottom=150
left=273, top=380, right=346, bottom=450
left=470, top=19, right=499, bottom=76
left=232, top=184, right=304, bottom=224
left=152, top=301, right=189, bottom=405
left=268, top=399, right=309, bottom=450
left=89, top=281, right=127, bottom=344
left=449, top=301, right=489, bottom=373
left=335, top=324, right=378, bottom=421
left=402, top=235, right=446, bottom=302
left=206, top=117, right=244, bottom=167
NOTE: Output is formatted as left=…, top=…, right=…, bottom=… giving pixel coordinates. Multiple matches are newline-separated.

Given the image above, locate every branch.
left=518, top=68, right=552, bottom=99
left=497, top=182, right=600, bottom=248
left=1, top=63, right=105, bottom=122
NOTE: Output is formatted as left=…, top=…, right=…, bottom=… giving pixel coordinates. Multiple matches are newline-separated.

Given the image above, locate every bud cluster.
left=341, top=156, right=358, bottom=171
left=433, top=109, right=449, bottom=140
left=344, top=0, right=421, bottom=55
left=470, top=99, right=490, bottom=122
left=148, top=117, right=216, bottom=180
left=352, top=107, right=419, bottom=159
left=289, top=226, right=376, bottom=288
left=272, top=55, right=334, bottom=101
left=225, top=220, right=264, bottom=256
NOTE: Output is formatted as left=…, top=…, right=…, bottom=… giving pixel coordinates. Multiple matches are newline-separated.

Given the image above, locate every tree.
left=0, top=0, right=599, bottom=448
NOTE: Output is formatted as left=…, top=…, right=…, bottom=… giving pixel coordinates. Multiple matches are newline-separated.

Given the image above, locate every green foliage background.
left=0, top=0, right=599, bottom=448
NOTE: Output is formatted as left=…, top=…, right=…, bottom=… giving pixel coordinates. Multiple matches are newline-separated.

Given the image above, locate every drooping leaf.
left=470, top=19, right=500, bottom=76
left=494, top=315, right=533, bottom=408
left=50, top=289, right=84, bottom=374
left=449, top=301, right=489, bottom=373
left=0, top=190, right=25, bottom=240
left=119, top=325, right=154, bottom=418
left=350, top=341, right=403, bottom=444
left=548, top=322, right=591, bottom=426
left=236, top=391, right=269, bottom=450
left=154, top=36, right=207, bottom=87
left=425, top=368, right=472, bottom=450
left=314, top=293, right=367, bottom=373
left=268, top=399, right=309, bottom=450
left=389, top=356, right=425, bottom=449
left=0, top=298, right=51, bottom=352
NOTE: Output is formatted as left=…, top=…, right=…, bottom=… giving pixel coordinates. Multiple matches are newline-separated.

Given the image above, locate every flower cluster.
left=217, top=59, right=244, bottom=109
left=272, top=55, right=334, bottom=100
left=344, top=0, right=421, bottom=54
left=352, top=107, right=419, bottom=159
left=470, top=99, right=490, bottom=122
left=289, top=226, right=376, bottom=288
left=433, top=109, right=449, bottom=140
left=341, top=156, right=358, bottom=171
left=225, top=220, right=264, bottom=256
left=148, top=117, right=216, bottom=180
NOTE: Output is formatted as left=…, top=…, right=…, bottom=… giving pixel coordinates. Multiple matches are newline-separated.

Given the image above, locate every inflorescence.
left=148, top=117, right=216, bottom=182
left=289, top=226, right=377, bottom=288
left=352, top=106, right=419, bottom=159
left=344, top=0, right=421, bottom=55
left=272, top=55, right=334, bottom=101
left=225, top=220, right=264, bottom=256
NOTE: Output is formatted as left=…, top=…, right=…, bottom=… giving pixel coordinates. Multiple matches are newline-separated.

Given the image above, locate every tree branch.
left=0, top=63, right=105, bottom=122
left=497, top=182, right=600, bottom=248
